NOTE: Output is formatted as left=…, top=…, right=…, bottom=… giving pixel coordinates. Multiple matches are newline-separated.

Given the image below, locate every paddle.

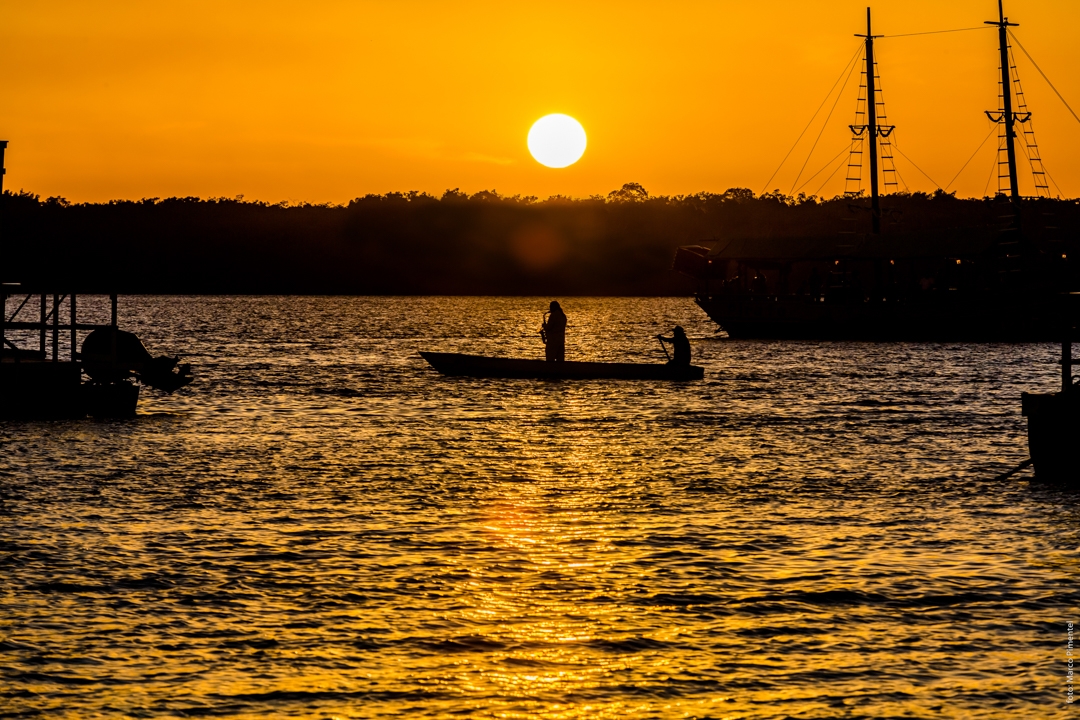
left=992, top=457, right=1033, bottom=481
left=656, top=334, right=671, bottom=361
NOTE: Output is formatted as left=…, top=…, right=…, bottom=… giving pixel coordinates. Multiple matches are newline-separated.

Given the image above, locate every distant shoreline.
left=4, top=185, right=1077, bottom=296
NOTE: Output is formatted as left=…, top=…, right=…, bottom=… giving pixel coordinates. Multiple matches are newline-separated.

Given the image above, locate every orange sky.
left=1, top=0, right=1078, bottom=203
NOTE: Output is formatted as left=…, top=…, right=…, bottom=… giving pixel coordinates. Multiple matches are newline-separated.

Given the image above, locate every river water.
left=1, top=296, right=1077, bottom=718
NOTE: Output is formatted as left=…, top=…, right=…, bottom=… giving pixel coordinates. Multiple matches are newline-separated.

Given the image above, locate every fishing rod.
left=656, top=334, right=671, bottom=360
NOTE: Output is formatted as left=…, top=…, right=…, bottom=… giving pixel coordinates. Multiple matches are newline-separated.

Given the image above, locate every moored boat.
left=674, top=3, right=1076, bottom=341
left=420, top=351, right=705, bottom=380
left=1021, top=295, right=1080, bottom=484
left=0, top=285, right=194, bottom=418
left=0, top=143, right=193, bottom=419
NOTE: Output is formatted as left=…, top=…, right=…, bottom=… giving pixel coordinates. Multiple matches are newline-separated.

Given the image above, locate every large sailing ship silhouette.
left=675, top=2, right=1076, bottom=341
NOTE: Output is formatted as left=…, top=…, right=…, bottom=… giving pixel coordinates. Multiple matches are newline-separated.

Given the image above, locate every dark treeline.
left=2, top=183, right=1079, bottom=294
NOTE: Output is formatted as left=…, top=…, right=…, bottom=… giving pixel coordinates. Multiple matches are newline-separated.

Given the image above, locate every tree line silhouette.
left=2, top=183, right=1077, bottom=294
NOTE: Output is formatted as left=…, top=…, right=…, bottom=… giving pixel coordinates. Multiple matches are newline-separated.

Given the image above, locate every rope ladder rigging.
left=845, top=58, right=901, bottom=199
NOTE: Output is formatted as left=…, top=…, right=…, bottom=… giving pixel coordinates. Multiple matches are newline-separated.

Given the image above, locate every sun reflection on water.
left=1, top=297, right=1074, bottom=719
left=448, top=463, right=651, bottom=716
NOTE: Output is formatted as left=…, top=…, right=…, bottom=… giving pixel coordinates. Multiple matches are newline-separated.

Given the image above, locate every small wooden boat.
left=1021, top=301, right=1080, bottom=484
left=419, top=351, right=705, bottom=380
left=0, top=145, right=192, bottom=419
left=0, top=284, right=192, bottom=419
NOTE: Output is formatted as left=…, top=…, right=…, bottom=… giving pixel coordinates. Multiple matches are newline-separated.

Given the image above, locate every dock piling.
left=52, top=294, right=59, bottom=362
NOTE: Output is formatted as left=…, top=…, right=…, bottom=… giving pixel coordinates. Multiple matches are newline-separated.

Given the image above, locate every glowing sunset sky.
left=2, top=0, right=1078, bottom=203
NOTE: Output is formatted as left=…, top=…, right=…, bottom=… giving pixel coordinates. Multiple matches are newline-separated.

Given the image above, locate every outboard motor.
left=81, top=327, right=193, bottom=393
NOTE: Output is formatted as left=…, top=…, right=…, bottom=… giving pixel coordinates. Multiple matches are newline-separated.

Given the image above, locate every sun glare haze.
left=1, top=1, right=1079, bottom=202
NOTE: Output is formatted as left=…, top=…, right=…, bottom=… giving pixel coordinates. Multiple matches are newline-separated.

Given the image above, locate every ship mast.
left=986, top=0, right=1021, bottom=204
left=856, top=8, right=883, bottom=234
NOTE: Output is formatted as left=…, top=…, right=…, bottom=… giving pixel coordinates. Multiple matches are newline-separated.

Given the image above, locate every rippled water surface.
left=1, top=296, right=1078, bottom=719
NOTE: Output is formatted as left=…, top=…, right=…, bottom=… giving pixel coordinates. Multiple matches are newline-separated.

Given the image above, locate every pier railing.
left=1, top=285, right=118, bottom=363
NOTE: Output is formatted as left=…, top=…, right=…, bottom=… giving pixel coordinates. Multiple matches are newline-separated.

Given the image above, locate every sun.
left=527, top=114, right=587, bottom=168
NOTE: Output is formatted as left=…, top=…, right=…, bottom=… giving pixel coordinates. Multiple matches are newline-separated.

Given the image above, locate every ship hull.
left=695, top=294, right=1068, bottom=341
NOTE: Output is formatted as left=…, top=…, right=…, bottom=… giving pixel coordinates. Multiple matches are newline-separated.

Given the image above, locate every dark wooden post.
left=111, top=294, right=118, bottom=327
left=52, top=294, right=59, bottom=362
left=1063, top=321, right=1073, bottom=393
left=0, top=141, right=6, bottom=308
left=39, top=293, right=46, bottom=354
left=70, top=294, right=77, bottom=361
left=0, top=143, right=7, bottom=360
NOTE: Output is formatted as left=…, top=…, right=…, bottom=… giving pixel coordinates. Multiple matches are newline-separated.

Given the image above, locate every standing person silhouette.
left=658, top=326, right=690, bottom=366
left=541, top=301, right=567, bottom=362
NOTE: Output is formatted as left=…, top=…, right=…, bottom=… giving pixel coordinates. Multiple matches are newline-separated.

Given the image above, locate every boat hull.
left=696, top=294, right=1068, bottom=341
left=83, top=381, right=140, bottom=418
left=0, top=361, right=85, bottom=419
left=1021, top=391, right=1079, bottom=484
left=420, top=352, right=705, bottom=380
left=0, top=361, right=139, bottom=419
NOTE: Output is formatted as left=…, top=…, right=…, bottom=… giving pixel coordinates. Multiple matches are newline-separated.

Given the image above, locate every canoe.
left=419, top=351, right=705, bottom=380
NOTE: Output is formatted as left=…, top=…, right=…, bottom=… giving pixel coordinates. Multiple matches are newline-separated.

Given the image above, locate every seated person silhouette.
left=542, top=301, right=567, bottom=362
left=658, top=326, right=691, bottom=366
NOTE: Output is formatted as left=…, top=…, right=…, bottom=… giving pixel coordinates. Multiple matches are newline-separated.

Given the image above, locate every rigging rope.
left=789, top=46, right=864, bottom=194
left=1008, top=30, right=1080, bottom=127
left=890, top=136, right=942, bottom=189
left=793, top=145, right=849, bottom=195
left=882, top=26, right=994, bottom=39
left=758, top=42, right=863, bottom=196
left=983, top=142, right=1000, bottom=197
left=895, top=166, right=910, bottom=193
left=945, top=125, right=998, bottom=192
left=1042, top=162, right=1066, bottom=198
left=814, top=151, right=852, bottom=197
left=1006, top=44, right=1052, bottom=198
